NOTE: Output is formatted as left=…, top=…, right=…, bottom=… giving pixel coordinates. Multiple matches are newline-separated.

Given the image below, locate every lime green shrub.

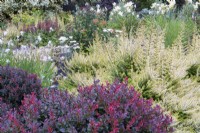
left=186, top=64, right=200, bottom=82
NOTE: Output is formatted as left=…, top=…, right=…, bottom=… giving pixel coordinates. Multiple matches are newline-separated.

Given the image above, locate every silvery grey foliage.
left=0, top=0, right=66, bottom=8
left=0, top=0, right=66, bottom=21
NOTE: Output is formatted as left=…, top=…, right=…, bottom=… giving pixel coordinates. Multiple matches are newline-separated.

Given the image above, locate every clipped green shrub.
left=11, top=12, right=34, bottom=25
left=186, top=64, right=200, bottom=82
left=11, top=9, right=43, bottom=26
left=137, top=76, right=162, bottom=101
left=111, top=55, right=138, bottom=81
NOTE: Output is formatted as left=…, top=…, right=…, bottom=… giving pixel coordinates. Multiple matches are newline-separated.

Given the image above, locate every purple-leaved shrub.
left=0, top=79, right=173, bottom=133
left=0, top=66, right=41, bottom=108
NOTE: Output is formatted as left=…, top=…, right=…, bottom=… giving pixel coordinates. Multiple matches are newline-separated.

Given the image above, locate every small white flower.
left=113, top=2, right=117, bottom=6
left=90, top=7, right=94, bottom=11
left=60, top=56, right=65, bottom=61
left=40, top=0, right=50, bottom=6
left=105, top=7, right=108, bottom=11
left=97, top=8, right=101, bottom=13
left=5, top=49, right=10, bottom=53
left=159, top=6, right=162, bottom=11
left=148, top=10, right=153, bottom=15
left=115, top=30, right=122, bottom=33
left=151, top=3, right=157, bottom=9
left=194, top=2, right=200, bottom=10
left=0, top=39, right=3, bottom=44
left=20, top=31, right=24, bottom=36
left=70, top=40, right=76, bottom=43
left=7, top=40, right=14, bottom=47
left=35, top=40, right=39, bottom=44
left=17, top=35, right=20, bottom=41
left=73, top=46, right=80, bottom=50
left=110, top=12, right=114, bottom=16
left=37, top=35, right=42, bottom=42
left=42, top=56, right=48, bottom=62
left=48, top=40, right=52, bottom=46
left=29, top=0, right=39, bottom=6
left=118, top=11, right=123, bottom=16
left=136, top=14, right=140, bottom=18
left=3, top=31, right=8, bottom=36
left=126, top=8, right=131, bottom=13
left=49, top=27, right=54, bottom=32
left=192, top=12, right=195, bottom=19
left=124, top=1, right=133, bottom=8
left=6, top=59, right=10, bottom=64
left=161, top=10, right=165, bottom=14
left=103, top=29, right=108, bottom=32
left=47, top=56, right=52, bottom=61
left=41, top=75, right=45, bottom=79
left=96, top=4, right=100, bottom=9
left=59, top=36, right=68, bottom=43
left=69, top=36, right=73, bottom=39
left=64, top=45, right=70, bottom=49
left=168, top=0, right=176, bottom=9
left=186, top=0, right=192, bottom=4
left=113, top=6, right=121, bottom=12
left=107, top=29, right=114, bottom=32
left=21, top=45, right=28, bottom=50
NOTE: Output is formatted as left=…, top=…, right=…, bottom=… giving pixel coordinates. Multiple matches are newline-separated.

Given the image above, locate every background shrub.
left=21, top=18, right=60, bottom=47
left=186, top=64, right=200, bottom=82
left=123, top=0, right=155, bottom=11
left=0, top=66, right=41, bottom=108
left=72, top=5, right=107, bottom=51
left=0, top=0, right=65, bottom=21
left=11, top=9, right=42, bottom=26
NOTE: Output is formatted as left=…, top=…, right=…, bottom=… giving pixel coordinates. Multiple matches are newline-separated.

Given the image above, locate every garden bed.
left=0, top=0, right=200, bottom=132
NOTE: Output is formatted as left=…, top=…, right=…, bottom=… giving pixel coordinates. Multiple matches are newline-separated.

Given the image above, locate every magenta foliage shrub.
left=0, top=97, right=10, bottom=116
left=22, top=19, right=59, bottom=33
left=0, top=79, right=173, bottom=133
left=37, top=19, right=59, bottom=32
left=0, top=66, right=41, bottom=108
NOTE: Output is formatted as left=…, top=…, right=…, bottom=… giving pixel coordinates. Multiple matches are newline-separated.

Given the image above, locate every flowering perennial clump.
left=0, top=79, right=173, bottom=132
left=151, top=0, right=200, bottom=14
left=22, top=19, right=59, bottom=33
